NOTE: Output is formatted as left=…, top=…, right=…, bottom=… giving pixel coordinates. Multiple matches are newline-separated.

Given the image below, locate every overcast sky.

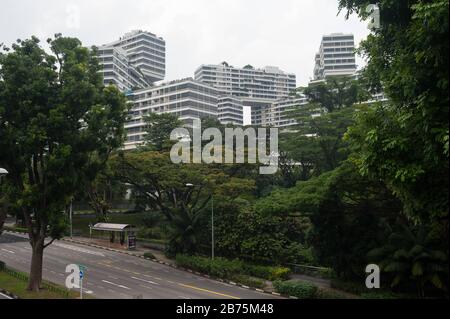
left=1, top=0, right=369, bottom=87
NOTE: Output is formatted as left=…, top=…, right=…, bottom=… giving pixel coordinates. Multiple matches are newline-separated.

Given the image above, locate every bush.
left=231, top=275, right=266, bottom=289
left=143, top=252, right=157, bottom=260
left=242, top=264, right=291, bottom=281
left=315, top=288, right=351, bottom=299
left=330, top=279, right=367, bottom=295
left=360, top=291, right=407, bottom=299
left=175, top=255, right=243, bottom=280
left=175, top=254, right=289, bottom=286
left=273, top=280, right=318, bottom=299
left=0, top=260, right=5, bottom=271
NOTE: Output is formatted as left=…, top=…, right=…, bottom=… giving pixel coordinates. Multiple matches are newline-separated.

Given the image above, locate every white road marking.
left=144, top=274, right=162, bottom=281
left=131, top=276, right=160, bottom=285
left=102, top=280, right=131, bottom=290
left=54, top=243, right=105, bottom=257
left=0, top=292, right=13, bottom=299
left=139, top=284, right=153, bottom=290
left=1, top=248, right=15, bottom=254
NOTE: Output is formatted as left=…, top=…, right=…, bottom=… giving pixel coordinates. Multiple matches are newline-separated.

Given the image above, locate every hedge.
left=242, top=264, right=291, bottom=281
left=273, top=280, right=318, bottom=299
left=175, top=254, right=291, bottom=283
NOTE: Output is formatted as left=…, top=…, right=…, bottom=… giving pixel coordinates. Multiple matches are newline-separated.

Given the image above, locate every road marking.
left=54, top=243, right=105, bottom=257
left=178, top=284, right=240, bottom=299
left=139, top=284, right=153, bottom=290
left=0, top=292, right=13, bottom=299
left=1, top=248, right=15, bottom=254
left=102, top=280, right=131, bottom=290
left=131, top=276, right=159, bottom=285
left=144, top=274, right=162, bottom=281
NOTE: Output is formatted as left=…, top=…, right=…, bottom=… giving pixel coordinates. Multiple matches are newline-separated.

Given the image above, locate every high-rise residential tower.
left=195, top=62, right=296, bottom=100
left=97, top=30, right=166, bottom=92
left=313, top=33, right=357, bottom=80
left=124, top=78, right=219, bottom=149
left=195, top=62, right=296, bottom=125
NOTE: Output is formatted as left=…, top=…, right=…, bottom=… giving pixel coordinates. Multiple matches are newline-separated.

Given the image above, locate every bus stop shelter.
left=89, top=223, right=137, bottom=250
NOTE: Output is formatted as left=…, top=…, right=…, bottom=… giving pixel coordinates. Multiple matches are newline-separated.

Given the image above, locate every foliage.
left=214, top=199, right=312, bottom=265
left=113, top=150, right=254, bottom=255
left=259, top=162, right=402, bottom=279
left=367, top=224, right=448, bottom=298
left=0, top=35, right=127, bottom=291
left=142, top=112, right=182, bottom=151
left=273, top=280, right=318, bottom=299
left=315, top=288, right=351, bottom=299
left=175, top=254, right=243, bottom=280
left=340, top=0, right=449, bottom=223
left=242, top=264, right=291, bottom=281
left=229, top=274, right=265, bottom=289
left=175, top=254, right=290, bottom=282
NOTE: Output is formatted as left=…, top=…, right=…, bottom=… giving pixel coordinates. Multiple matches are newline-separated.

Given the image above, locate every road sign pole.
left=80, top=276, right=83, bottom=299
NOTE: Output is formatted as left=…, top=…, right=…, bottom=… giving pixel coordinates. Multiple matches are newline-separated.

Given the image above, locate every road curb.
left=0, top=288, right=20, bottom=299
left=4, top=231, right=294, bottom=299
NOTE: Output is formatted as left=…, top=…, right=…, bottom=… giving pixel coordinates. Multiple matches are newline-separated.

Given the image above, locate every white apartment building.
left=264, top=96, right=309, bottom=129
left=195, top=62, right=296, bottom=100
left=218, top=96, right=244, bottom=126
left=195, top=62, right=297, bottom=125
left=124, top=78, right=219, bottom=149
left=97, top=30, right=166, bottom=92
left=313, top=33, right=357, bottom=80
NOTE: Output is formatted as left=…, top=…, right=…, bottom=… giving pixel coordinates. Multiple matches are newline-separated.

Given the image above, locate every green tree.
left=368, top=225, right=448, bottom=298
left=258, top=162, right=402, bottom=279
left=112, top=151, right=254, bottom=255
left=143, top=112, right=182, bottom=151
left=0, top=35, right=127, bottom=291
left=279, top=78, right=369, bottom=180
left=340, top=0, right=449, bottom=223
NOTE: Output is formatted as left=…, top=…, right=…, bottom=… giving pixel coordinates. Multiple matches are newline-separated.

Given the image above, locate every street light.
left=186, top=183, right=214, bottom=260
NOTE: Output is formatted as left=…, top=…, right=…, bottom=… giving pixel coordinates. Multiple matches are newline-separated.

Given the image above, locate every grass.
left=0, top=271, right=81, bottom=299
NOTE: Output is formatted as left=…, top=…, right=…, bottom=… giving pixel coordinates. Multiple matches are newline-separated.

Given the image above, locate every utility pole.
left=69, top=199, right=73, bottom=239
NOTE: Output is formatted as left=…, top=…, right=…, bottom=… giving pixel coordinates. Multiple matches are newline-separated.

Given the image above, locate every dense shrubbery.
left=330, top=279, right=368, bottom=295
left=175, top=254, right=291, bottom=283
left=273, top=280, right=318, bottom=299
left=230, top=274, right=265, bottom=289
left=242, top=264, right=291, bottom=281
left=214, top=200, right=313, bottom=266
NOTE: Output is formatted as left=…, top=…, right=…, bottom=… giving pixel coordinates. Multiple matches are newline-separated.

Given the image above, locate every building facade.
left=264, top=96, right=309, bottom=128
left=313, top=33, right=357, bottom=80
left=195, top=62, right=296, bottom=125
left=124, top=78, right=219, bottom=149
left=97, top=30, right=166, bottom=92
left=217, top=96, right=244, bottom=126
left=195, top=62, right=296, bottom=100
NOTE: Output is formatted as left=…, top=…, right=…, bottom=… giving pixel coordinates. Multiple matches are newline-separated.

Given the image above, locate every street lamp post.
left=186, top=183, right=214, bottom=260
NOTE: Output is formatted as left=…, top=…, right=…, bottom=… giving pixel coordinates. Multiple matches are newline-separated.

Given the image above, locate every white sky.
left=1, top=0, right=370, bottom=88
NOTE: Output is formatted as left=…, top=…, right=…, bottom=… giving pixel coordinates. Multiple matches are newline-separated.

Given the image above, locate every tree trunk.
left=27, top=239, right=44, bottom=292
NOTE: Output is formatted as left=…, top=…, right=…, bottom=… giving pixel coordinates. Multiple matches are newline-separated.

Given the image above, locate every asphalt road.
left=0, top=232, right=281, bottom=299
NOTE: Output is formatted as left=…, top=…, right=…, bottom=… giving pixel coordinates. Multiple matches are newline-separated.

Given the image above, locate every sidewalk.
left=66, top=236, right=174, bottom=264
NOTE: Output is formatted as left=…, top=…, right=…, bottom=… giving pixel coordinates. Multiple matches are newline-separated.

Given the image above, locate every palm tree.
left=368, top=225, right=448, bottom=298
